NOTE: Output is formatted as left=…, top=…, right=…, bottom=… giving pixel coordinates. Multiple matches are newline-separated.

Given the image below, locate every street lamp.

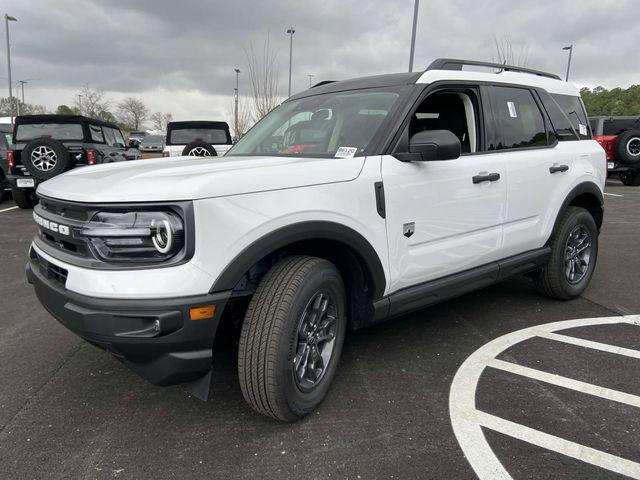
left=307, top=74, right=315, bottom=88
left=4, top=13, right=18, bottom=125
left=286, top=27, right=295, bottom=97
left=563, top=45, right=573, bottom=82
left=408, top=0, right=419, bottom=72
left=77, top=94, right=83, bottom=115
left=234, top=68, right=240, bottom=140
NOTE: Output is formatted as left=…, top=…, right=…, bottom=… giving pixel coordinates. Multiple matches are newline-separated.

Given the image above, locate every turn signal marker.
left=189, top=304, right=216, bottom=321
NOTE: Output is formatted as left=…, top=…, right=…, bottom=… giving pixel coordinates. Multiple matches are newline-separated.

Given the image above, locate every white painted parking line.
left=604, top=192, right=623, bottom=197
left=486, top=358, right=640, bottom=409
left=534, top=329, right=640, bottom=360
left=450, top=315, right=640, bottom=480
left=0, top=206, right=18, bottom=213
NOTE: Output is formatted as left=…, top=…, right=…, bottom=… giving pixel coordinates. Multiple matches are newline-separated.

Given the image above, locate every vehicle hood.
left=37, top=155, right=366, bottom=203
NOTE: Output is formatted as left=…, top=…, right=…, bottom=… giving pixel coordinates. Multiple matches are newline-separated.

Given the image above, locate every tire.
left=535, top=206, right=598, bottom=300
left=181, top=141, right=217, bottom=157
left=613, top=129, right=640, bottom=165
left=238, top=256, right=347, bottom=421
left=21, top=138, right=71, bottom=180
left=11, top=186, right=37, bottom=209
left=618, top=169, right=640, bottom=186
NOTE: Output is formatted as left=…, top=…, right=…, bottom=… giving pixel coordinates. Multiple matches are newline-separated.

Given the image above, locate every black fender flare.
left=549, top=181, right=604, bottom=242
left=209, top=221, right=387, bottom=299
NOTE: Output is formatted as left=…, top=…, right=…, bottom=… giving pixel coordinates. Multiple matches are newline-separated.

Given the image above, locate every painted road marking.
left=604, top=192, right=623, bottom=197
left=450, top=315, right=640, bottom=480
left=0, top=206, right=18, bottom=213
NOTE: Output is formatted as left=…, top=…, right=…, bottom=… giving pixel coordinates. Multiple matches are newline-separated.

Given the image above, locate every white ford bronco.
left=27, top=59, right=605, bottom=421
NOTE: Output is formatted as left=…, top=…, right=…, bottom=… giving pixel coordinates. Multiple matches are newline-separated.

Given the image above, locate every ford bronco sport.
left=26, top=59, right=605, bottom=421
left=7, top=114, right=141, bottom=209
left=589, top=116, right=640, bottom=185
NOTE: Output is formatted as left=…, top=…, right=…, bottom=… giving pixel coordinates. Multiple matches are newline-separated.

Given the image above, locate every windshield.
left=226, top=89, right=401, bottom=158
left=142, top=135, right=164, bottom=145
left=168, top=127, right=229, bottom=145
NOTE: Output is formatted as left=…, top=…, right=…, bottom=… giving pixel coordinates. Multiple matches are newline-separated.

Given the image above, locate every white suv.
left=27, top=59, right=605, bottom=421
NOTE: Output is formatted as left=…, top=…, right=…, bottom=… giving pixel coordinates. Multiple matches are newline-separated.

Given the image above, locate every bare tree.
left=492, top=36, right=530, bottom=67
left=228, top=97, right=253, bottom=139
left=76, top=84, right=111, bottom=120
left=117, top=97, right=149, bottom=130
left=150, top=111, right=173, bottom=131
left=245, top=35, right=280, bottom=121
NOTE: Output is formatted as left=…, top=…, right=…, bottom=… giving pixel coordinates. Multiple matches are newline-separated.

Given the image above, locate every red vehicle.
left=590, top=116, right=640, bottom=185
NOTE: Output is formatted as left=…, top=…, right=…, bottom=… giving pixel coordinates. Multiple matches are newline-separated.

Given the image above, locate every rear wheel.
left=238, top=256, right=346, bottom=421
left=535, top=207, right=598, bottom=300
left=11, top=186, right=37, bottom=209
left=619, top=169, right=640, bottom=186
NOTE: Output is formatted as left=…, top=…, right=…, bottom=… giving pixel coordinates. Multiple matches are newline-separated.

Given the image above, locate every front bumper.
left=26, top=252, right=231, bottom=386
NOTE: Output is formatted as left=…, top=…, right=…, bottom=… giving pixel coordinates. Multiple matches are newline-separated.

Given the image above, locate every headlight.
left=80, top=211, right=185, bottom=263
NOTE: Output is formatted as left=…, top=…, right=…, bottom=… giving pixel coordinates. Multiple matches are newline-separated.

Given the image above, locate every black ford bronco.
left=7, top=114, right=141, bottom=209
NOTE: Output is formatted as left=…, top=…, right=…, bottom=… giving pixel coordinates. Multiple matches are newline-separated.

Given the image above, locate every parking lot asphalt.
left=0, top=181, right=639, bottom=480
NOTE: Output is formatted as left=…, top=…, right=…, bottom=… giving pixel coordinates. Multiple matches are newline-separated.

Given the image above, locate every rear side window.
left=15, top=123, right=84, bottom=142
left=103, top=127, right=126, bottom=147
left=487, top=86, right=547, bottom=150
left=603, top=119, right=640, bottom=135
left=89, top=125, right=104, bottom=143
left=550, top=94, right=591, bottom=140
left=169, top=128, right=229, bottom=145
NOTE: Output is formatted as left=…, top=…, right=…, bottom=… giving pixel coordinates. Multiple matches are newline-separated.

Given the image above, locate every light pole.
left=307, top=74, right=315, bottom=88
left=77, top=94, right=83, bottom=115
left=5, top=14, right=18, bottom=125
left=408, top=0, right=419, bottom=72
left=286, top=27, right=295, bottom=97
left=563, top=45, right=573, bottom=82
left=234, top=68, right=240, bottom=139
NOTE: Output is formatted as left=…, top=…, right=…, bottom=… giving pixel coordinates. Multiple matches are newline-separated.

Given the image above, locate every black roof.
left=15, top=114, right=120, bottom=129
left=288, top=72, right=423, bottom=101
left=167, top=120, right=230, bottom=130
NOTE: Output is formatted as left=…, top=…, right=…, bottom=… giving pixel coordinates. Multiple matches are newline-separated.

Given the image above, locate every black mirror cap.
left=408, top=129, right=461, bottom=161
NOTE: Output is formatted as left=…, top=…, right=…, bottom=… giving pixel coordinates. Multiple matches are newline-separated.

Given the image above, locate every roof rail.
left=311, top=80, right=336, bottom=88
left=426, top=58, right=562, bottom=81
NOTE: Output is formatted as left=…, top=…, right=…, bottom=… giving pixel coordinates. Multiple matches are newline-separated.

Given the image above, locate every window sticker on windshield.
left=578, top=124, right=588, bottom=136
left=335, top=146, right=358, bottom=158
left=507, top=101, right=517, bottom=118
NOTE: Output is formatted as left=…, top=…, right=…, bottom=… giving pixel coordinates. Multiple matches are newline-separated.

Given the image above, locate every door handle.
left=549, top=164, right=569, bottom=174
left=472, top=172, right=501, bottom=184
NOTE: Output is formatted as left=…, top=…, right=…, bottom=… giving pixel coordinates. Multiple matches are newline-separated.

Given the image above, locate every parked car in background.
left=590, top=116, right=640, bottom=185
left=128, top=130, right=147, bottom=147
left=162, top=121, right=232, bottom=157
left=0, top=123, right=12, bottom=203
left=7, top=114, right=141, bottom=209
left=139, top=134, right=165, bottom=153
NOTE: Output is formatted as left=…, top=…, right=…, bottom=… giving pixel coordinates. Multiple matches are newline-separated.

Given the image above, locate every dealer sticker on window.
left=578, top=124, right=588, bottom=136
left=335, top=147, right=358, bottom=158
left=507, top=101, right=517, bottom=118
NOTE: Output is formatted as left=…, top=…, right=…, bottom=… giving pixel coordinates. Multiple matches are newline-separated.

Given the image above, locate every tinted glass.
left=539, top=91, right=578, bottom=140
left=169, top=128, right=229, bottom=145
left=603, top=118, right=640, bottom=135
left=89, top=124, right=104, bottom=142
left=141, top=135, right=164, bottom=145
left=16, top=123, right=84, bottom=142
left=551, top=94, right=591, bottom=139
left=488, top=86, right=547, bottom=150
left=227, top=90, right=400, bottom=158
left=111, top=128, right=126, bottom=147
left=589, top=118, right=602, bottom=136
left=103, top=127, right=126, bottom=147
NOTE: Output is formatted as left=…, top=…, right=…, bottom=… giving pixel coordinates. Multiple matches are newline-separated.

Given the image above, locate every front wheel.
left=535, top=206, right=598, bottom=300
left=238, top=256, right=346, bottom=421
left=619, top=169, right=640, bottom=186
left=11, top=186, right=37, bottom=209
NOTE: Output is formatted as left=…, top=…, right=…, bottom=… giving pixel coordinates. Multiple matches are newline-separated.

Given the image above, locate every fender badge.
left=403, top=222, right=415, bottom=238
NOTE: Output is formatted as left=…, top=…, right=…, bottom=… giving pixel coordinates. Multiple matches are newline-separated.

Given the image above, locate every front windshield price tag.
left=335, top=147, right=358, bottom=158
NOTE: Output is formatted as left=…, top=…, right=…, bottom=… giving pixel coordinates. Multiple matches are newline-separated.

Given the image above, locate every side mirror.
left=407, top=129, right=461, bottom=161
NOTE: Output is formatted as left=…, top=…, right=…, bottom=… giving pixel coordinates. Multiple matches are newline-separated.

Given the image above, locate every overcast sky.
left=2, top=0, right=638, bottom=127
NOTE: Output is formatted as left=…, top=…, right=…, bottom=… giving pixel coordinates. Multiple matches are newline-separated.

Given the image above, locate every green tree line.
left=581, top=85, right=640, bottom=117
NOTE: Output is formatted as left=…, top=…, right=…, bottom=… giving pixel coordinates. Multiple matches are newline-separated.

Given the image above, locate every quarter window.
left=89, top=125, right=104, bottom=143
left=550, top=94, right=591, bottom=139
left=488, top=86, right=547, bottom=150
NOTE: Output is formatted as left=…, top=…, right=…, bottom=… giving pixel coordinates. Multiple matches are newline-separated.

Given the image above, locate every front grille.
left=31, top=249, right=68, bottom=286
